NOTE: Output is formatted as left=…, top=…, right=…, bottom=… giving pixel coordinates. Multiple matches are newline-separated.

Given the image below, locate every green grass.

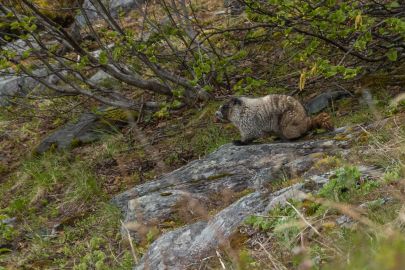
left=324, top=231, right=405, bottom=270
left=0, top=149, right=135, bottom=269
left=8, top=152, right=103, bottom=211
left=167, top=102, right=237, bottom=158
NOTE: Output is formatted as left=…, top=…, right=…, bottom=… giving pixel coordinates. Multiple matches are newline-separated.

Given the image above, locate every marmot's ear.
left=230, top=97, right=242, bottom=105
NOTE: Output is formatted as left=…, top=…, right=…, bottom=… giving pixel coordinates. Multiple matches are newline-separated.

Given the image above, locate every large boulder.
left=113, top=140, right=347, bottom=211
left=132, top=165, right=380, bottom=270
left=113, top=135, right=373, bottom=269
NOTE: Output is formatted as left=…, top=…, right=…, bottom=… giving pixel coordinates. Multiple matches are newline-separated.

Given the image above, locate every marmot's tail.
left=310, top=112, right=334, bottom=131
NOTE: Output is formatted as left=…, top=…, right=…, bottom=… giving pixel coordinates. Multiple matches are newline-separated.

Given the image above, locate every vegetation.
left=0, top=0, right=404, bottom=269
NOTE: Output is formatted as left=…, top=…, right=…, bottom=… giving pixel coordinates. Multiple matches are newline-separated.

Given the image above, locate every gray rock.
left=123, top=190, right=211, bottom=240
left=0, top=217, right=16, bottom=226
left=359, top=197, right=392, bottom=209
left=133, top=165, right=381, bottom=269
left=305, top=90, right=351, bottom=114
left=117, top=140, right=348, bottom=237
left=110, top=0, right=143, bottom=12
left=0, top=68, right=58, bottom=106
left=224, top=0, right=246, bottom=15
left=336, top=215, right=354, bottom=228
left=0, top=74, right=36, bottom=105
left=34, top=111, right=123, bottom=154
left=1, top=37, right=59, bottom=58
left=1, top=37, right=39, bottom=55
left=134, top=192, right=267, bottom=270
left=76, top=0, right=145, bottom=26
left=113, top=139, right=339, bottom=268
left=113, top=139, right=348, bottom=212
left=113, top=140, right=344, bottom=241
left=89, top=70, right=117, bottom=85
left=75, top=0, right=103, bottom=26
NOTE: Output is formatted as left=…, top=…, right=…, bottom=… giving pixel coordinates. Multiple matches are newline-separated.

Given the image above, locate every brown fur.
left=215, top=95, right=333, bottom=144
left=309, top=112, right=333, bottom=131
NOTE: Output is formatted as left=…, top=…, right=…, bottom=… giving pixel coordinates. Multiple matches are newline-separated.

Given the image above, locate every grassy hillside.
left=1, top=84, right=405, bottom=269
left=1, top=0, right=405, bottom=269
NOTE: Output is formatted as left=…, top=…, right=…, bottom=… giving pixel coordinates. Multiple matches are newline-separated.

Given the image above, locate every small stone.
left=336, top=215, right=354, bottom=228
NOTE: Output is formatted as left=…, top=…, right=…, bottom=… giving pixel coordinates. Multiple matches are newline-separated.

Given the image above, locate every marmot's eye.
left=231, top=97, right=242, bottom=105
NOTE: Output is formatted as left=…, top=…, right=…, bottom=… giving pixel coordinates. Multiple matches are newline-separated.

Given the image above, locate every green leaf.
left=21, top=50, right=31, bottom=60
left=386, top=48, right=398, bottom=61
left=112, top=47, right=122, bottom=61
left=386, top=1, right=400, bottom=9
left=98, top=51, right=108, bottom=65
left=0, top=248, right=12, bottom=254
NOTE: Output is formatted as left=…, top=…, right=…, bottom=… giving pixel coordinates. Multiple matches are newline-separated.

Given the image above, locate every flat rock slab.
left=34, top=112, right=124, bottom=154
left=133, top=165, right=382, bottom=270
left=112, top=138, right=368, bottom=269
left=113, top=139, right=348, bottom=211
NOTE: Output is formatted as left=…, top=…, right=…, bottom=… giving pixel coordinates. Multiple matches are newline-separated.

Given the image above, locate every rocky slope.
left=112, top=125, right=383, bottom=269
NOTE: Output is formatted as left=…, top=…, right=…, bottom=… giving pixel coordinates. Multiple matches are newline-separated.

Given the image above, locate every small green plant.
left=237, top=249, right=258, bottom=270
left=6, top=198, right=29, bottom=215
left=233, top=77, right=267, bottom=95
left=383, top=164, right=403, bottom=183
left=245, top=202, right=302, bottom=248
left=0, top=215, right=16, bottom=248
left=323, top=231, right=405, bottom=270
left=245, top=215, right=273, bottom=231
left=146, top=227, right=159, bottom=244
left=73, top=237, right=108, bottom=270
left=318, top=166, right=379, bottom=202
left=319, top=166, right=360, bottom=201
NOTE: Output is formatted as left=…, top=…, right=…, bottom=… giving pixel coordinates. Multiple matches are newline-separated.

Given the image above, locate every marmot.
left=215, top=94, right=333, bottom=145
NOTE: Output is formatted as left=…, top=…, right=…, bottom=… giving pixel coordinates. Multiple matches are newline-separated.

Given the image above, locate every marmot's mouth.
left=213, top=116, right=222, bottom=123
left=214, top=111, right=226, bottom=123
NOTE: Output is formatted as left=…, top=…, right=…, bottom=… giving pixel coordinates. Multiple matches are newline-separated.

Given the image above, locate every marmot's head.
left=215, top=97, right=242, bottom=123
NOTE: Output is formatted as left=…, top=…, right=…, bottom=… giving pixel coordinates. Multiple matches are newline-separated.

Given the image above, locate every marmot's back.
left=240, top=94, right=309, bottom=139
left=215, top=94, right=333, bottom=144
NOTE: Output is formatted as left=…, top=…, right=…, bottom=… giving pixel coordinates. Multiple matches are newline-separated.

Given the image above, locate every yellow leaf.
left=299, top=70, right=306, bottom=91
left=310, top=63, right=317, bottom=76
left=322, top=221, right=336, bottom=229
left=355, top=14, right=362, bottom=29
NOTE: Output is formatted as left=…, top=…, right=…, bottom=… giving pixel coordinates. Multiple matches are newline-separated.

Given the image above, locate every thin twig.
left=120, top=220, right=139, bottom=264
left=215, top=250, right=226, bottom=270
left=285, top=201, right=321, bottom=236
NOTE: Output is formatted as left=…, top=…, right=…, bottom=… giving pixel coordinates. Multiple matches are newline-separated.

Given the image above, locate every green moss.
left=206, top=173, right=233, bottom=181
left=234, top=188, right=254, bottom=199
left=0, top=163, right=8, bottom=175
left=70, top=138, right=82, bottom=148
left=101, top=108, right=139, bottom=123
